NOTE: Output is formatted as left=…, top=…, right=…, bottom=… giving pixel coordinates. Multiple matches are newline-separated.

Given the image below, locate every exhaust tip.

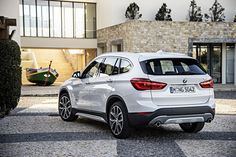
left=155, top=121, right=162, bottom=127
left=207, top=118, right=213, bottom=123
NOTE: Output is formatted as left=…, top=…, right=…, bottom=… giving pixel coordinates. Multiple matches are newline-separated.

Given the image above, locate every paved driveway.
left=0, top=92, right=236, bottom=157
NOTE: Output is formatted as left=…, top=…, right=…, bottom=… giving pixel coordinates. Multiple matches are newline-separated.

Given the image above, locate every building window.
left=23, top=0, right=36, bottom=36
left=62, top=2, right=73, bottom=38
left=19, top=0, right=96, bottom=39
left=50, top=1, right=61, bottom=37
left=37, top=0, right=49, bottom=37
left=19, top=0, right=24, bottom=36
left=74, top=3, right=85, bottom=38
left=85, top=3, right=96, bottom=38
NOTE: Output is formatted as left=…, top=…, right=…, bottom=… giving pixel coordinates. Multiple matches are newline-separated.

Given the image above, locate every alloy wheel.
left=59, top=95, right=72, bottom=119
left=109, top=105, right=124, bottom=135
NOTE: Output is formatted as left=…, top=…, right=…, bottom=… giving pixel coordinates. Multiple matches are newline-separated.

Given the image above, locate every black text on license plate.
left=170, top=86, right=195, bottom=93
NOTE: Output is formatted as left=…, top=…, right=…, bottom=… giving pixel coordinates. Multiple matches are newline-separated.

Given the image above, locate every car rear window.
left=140, top=58, right=206, bottom=75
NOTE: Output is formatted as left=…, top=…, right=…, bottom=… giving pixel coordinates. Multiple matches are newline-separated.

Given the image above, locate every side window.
left=82, top=58, right=103, bottom=78
left=99, top=57, right=118, bottom=77
left=112, top=58, right=120, bottom=75
left=120, top=59, right=132, bottom=74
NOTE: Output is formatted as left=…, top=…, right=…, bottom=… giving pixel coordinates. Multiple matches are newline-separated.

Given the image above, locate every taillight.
left=200, top=79, right=214, bottom=88
left=130, top=78, right=167, bottom=90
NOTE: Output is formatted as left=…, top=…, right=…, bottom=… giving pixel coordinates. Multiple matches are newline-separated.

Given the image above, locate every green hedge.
left=0, top=40, right=21, bottom=117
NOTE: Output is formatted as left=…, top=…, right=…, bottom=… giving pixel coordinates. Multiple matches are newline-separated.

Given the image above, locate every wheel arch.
left=106, top=95, right=128, bottom=121
left=59, top=88, right=69, bottom=96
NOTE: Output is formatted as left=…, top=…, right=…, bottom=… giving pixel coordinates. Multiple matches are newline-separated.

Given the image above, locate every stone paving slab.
left=0, top=140, right=117, bottom=157
left=176, top=140, right=236, bottom=157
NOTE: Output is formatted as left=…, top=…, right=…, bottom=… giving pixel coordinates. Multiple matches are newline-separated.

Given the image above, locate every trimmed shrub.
left=155, top=3, right=172, bottom=21
left=125, top=2, right=142, bottom=20
left=189, top=0, right=203, bottom=22
left=0, top=40, right=21, bottom=118
left=205, top=0, right=225, bottom=22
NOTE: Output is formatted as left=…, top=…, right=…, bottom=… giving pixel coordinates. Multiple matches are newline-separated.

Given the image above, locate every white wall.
left=97, top=0, right=236, bottom=29
left=21, top=37, right=97, bottom=49
left=64, top=0, right=97, bottom=3
left=0, top=0, right=21, bottom=45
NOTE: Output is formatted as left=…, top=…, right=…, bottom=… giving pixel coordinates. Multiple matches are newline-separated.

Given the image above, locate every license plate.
left=170, top=85, right=195, bottom=94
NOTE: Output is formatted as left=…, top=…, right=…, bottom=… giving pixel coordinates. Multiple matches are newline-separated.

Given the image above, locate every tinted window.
left=99, top=57, right=118, bottom=77
left=112, top=59, right=120, bottom=75
left=82, top=58, right=103, bottom=78
left=120, top=59, right=132, bottom=74
left=160, top=60, right=175, bottom=74
left=141, top=58, right=206, bottom=75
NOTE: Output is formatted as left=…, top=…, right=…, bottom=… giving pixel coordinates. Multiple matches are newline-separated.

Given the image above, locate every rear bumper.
left=128, top=106, right=215, bottom=126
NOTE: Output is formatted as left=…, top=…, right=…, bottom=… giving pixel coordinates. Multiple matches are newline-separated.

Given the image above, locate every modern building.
left=0, top=0, right=236, bottom=85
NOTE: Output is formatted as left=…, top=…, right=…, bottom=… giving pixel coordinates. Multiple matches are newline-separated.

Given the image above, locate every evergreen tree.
left=205, top=0, right=225, bottom=22
left=125, top=2, right=142, bottom=20
left=189, top=0, right=203, bottom=22
left=155, top=3, right=172, bottom=21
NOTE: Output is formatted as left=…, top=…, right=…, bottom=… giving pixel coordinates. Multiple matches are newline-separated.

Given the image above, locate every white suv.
left=58, top=52, right=215, bottom=138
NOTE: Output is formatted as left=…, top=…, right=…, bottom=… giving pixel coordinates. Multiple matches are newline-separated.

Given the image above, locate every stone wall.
left=97, top=20, right=236, bottom=54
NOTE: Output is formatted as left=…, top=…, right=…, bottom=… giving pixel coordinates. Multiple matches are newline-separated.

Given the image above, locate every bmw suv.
left=58, top=52, right=215, bottom=139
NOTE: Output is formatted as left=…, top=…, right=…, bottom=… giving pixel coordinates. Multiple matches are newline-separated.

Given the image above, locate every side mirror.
left=72, top=71, right=80, bottom=78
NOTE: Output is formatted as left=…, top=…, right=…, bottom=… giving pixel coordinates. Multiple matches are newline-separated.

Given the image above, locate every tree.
left=189, top=0, right=203, bottom=22
left=234, top=15, right=236, bottom=22
left=0, top=17, right=21, bottom=118
left=205, top=0, right=225, bottom=22
left=155, top=3, right=172, bottom=21
left=125, top=2, right=142, bottom=20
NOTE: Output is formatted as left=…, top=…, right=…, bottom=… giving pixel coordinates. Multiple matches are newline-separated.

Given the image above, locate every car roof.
left=99, top=51, right=192, bottom=61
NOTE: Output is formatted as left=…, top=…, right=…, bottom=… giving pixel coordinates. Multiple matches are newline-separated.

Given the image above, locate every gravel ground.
left=0, top=92, right=236, bottom=157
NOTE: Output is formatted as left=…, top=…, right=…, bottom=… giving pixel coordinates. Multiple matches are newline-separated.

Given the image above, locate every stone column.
left=222, top=43, right=226, bottom=84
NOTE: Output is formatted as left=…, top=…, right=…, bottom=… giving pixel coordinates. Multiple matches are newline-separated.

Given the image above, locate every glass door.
left=226, top=44, right=235, bottom=83
left=211, top=45, right=222, bottom=83
left=192, top=44, right=222, bottom=83
left=192, top=44, right=209, bottom=73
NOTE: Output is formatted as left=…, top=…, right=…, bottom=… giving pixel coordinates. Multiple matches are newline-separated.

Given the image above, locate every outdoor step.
left=21, top=60, right=34, bottom=69
left=33, top=51, right=67, bottom=62
left=37, top=62, right=72, bottom=66
left=21, top=51, right=32, bottom=60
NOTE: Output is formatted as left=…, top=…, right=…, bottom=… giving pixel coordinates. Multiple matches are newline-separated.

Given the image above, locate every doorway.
left=192, top=43, right=222, bottom=83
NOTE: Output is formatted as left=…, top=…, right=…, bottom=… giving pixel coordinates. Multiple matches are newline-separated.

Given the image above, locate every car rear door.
left=143, top=58, right=213, bottom=106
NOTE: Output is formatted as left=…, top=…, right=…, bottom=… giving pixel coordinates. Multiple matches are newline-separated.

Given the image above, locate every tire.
left=179, top=122, right=205, bottom=133
left=108, top=101, right=131, bottom=139
left=58, top=93, right=78, bottom=121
